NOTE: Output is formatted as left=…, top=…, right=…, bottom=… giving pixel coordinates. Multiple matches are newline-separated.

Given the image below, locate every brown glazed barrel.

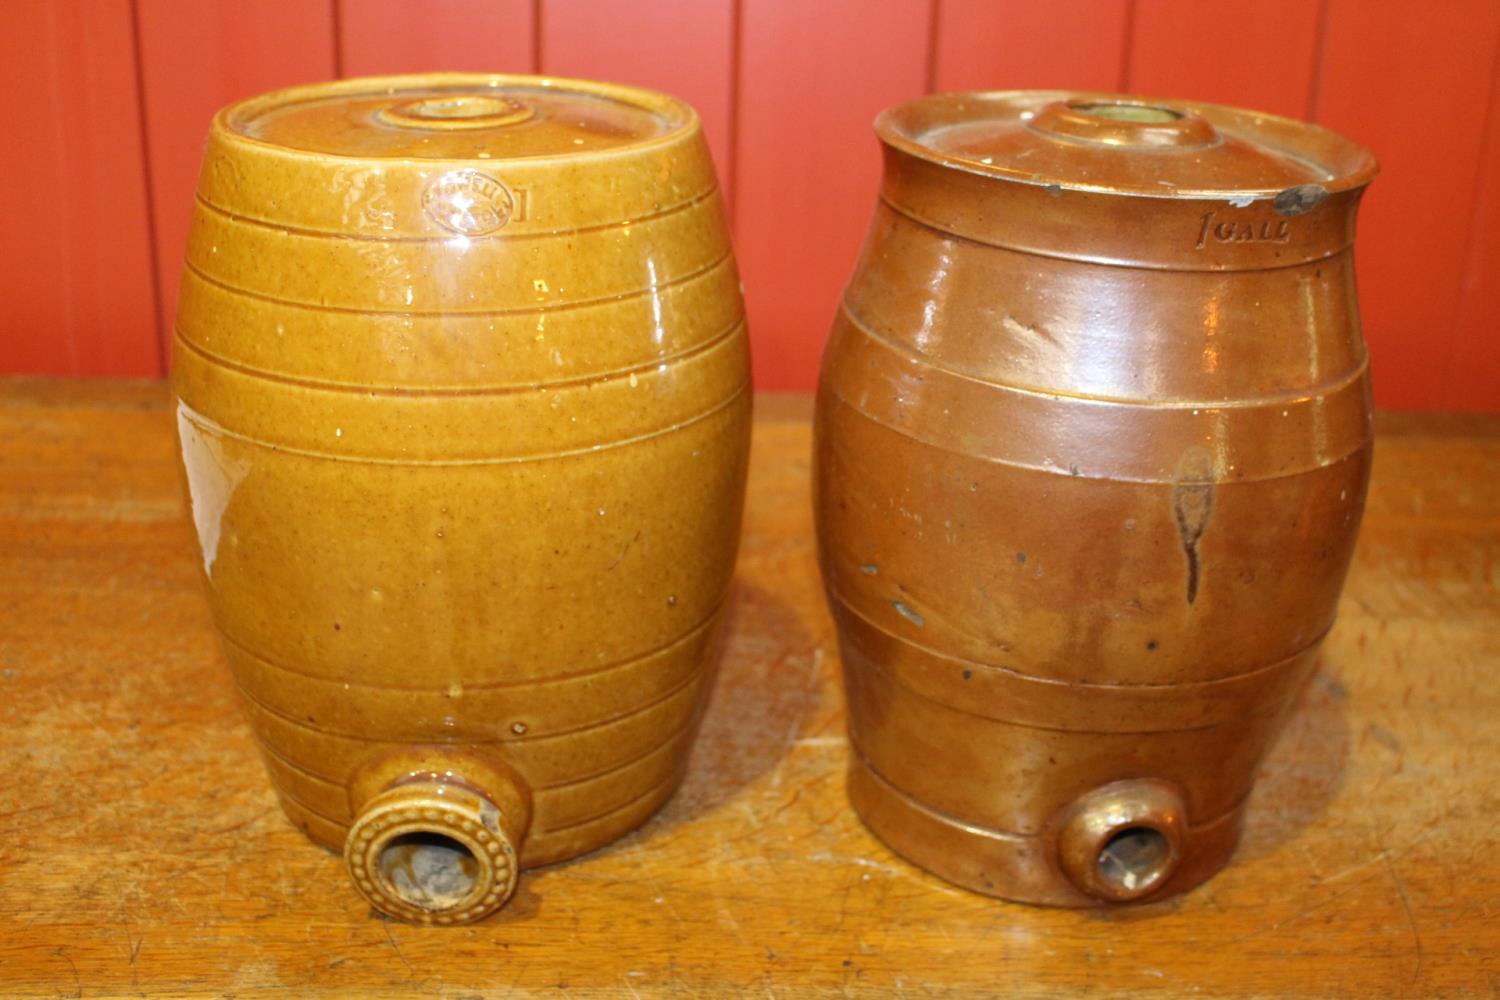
left=172, top=75, right=751, bottom=923
left=814, top=92, right=1376, bottom=906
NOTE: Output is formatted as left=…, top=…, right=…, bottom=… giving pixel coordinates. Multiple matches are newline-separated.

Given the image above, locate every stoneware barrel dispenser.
left=172, top=74, right=751, bottom=923
left=814, top=91, right=1376, bottom=905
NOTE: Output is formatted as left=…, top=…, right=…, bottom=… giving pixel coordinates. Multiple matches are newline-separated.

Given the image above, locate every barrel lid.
left=199, top=74, right=715, bottom=239
left=877, top=91, right=1377, bottom=199
left=220, top=73, right=693, bottom=162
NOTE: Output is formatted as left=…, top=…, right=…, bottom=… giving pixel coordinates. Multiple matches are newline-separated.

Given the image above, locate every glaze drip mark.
left=1172, top=449, right=1216, bottom=606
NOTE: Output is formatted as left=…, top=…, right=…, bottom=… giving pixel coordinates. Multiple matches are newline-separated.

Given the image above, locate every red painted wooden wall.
left=3, top=0, right=1498, bottom=410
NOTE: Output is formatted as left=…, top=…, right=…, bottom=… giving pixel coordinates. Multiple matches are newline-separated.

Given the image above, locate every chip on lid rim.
left=213, top=72, right=701, bottom=165
left=876, top=90, right=1379, bottom=200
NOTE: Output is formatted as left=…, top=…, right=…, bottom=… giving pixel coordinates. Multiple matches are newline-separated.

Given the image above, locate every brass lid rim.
left=875, top=89, right=1380, bottom=200
left=213, top=71, right=701, bottom=167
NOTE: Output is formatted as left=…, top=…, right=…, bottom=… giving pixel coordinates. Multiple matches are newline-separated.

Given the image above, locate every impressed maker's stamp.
left=1195, top=210, right=1291, bottom=250
left=423, top=170, right=515, bottom=236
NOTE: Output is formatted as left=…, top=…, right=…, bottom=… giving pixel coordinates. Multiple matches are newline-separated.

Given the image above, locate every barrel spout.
left=1053, top=778, right=1186, bottom=903
left=343, top=750, right=531, bottom=924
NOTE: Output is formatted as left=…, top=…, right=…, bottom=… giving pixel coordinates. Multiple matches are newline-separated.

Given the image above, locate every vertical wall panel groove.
left=923, top=0, right=943, bottom=94
left=136, top=0, right=337, bottom=362
left=932, top=0, right=1131, bottom=95
left=727, top=0, right=744, bottom=213
left=1118, top=0, right=1136, bottom=92
left=1305, top=0, right=1332, bottom=122
left=1444, top=35, right=1500, bottom=410
left=129, top=0, right=167, bottom=375
left=330, top=0, right=346, bottom=78
left=0, top=0, right=159, bottom=376
left=336, top=0, right=535, bottom=78
left=734, top=0, right=933, bottom=391
left=1313, top=0, right=1500, bottom=410
left=1127, top=0, right=1321, bottom=119
left=538, top=0, right=736, bottom=209
left=532, top=0, right=544, bottom=74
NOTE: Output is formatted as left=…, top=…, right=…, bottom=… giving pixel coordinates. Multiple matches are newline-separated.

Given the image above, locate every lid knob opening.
left=1071, top=101, right=1181, bottom=124
left=1029, top=99, right=1218, bottom=149
left=376, top=93, right=535, bottom=131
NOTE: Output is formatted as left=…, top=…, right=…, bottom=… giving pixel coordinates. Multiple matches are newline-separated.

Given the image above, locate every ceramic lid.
left=877, top=91, right=1377, bottom=199
left=199, top=74, right=716, bottom=239
left=223, top=75, right=692, bottom=161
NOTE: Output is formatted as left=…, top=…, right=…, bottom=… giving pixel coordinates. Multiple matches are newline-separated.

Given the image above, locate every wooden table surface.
left=1, top=379, right=1497, bottom=999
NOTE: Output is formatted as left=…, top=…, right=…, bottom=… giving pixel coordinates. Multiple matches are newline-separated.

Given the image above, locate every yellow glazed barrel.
left=171, top=74, right=751, bottom=924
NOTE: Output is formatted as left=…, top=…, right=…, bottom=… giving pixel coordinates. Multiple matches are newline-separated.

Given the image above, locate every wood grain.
left=0, top=380, right=1497, bottom=997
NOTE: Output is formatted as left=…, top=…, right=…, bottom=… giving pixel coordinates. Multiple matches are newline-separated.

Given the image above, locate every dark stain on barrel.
left=1173, top=448, right=1216, bottom=606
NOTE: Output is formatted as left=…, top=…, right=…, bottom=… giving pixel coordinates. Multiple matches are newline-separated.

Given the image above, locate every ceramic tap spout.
left=1053, top=779, right=1187, bottom=903
left=343, top=751, right=531, bottom=924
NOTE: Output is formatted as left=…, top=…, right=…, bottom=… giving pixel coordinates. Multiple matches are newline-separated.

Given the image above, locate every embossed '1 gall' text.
left=1196, top=210, right=1291, bottom=250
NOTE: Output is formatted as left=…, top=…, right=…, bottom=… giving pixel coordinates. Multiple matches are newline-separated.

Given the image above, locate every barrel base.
left=847, top=752, right=1243, bottom=907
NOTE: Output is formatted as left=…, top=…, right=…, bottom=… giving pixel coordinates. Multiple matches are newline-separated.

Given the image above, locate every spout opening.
left=345, top=782, right=520, bottom=924
left=1054, top=778, right=1187, bottom=904
left=1096, top=825, right=1172, bottom=895
left=377, top=830, right=482, bottom=910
